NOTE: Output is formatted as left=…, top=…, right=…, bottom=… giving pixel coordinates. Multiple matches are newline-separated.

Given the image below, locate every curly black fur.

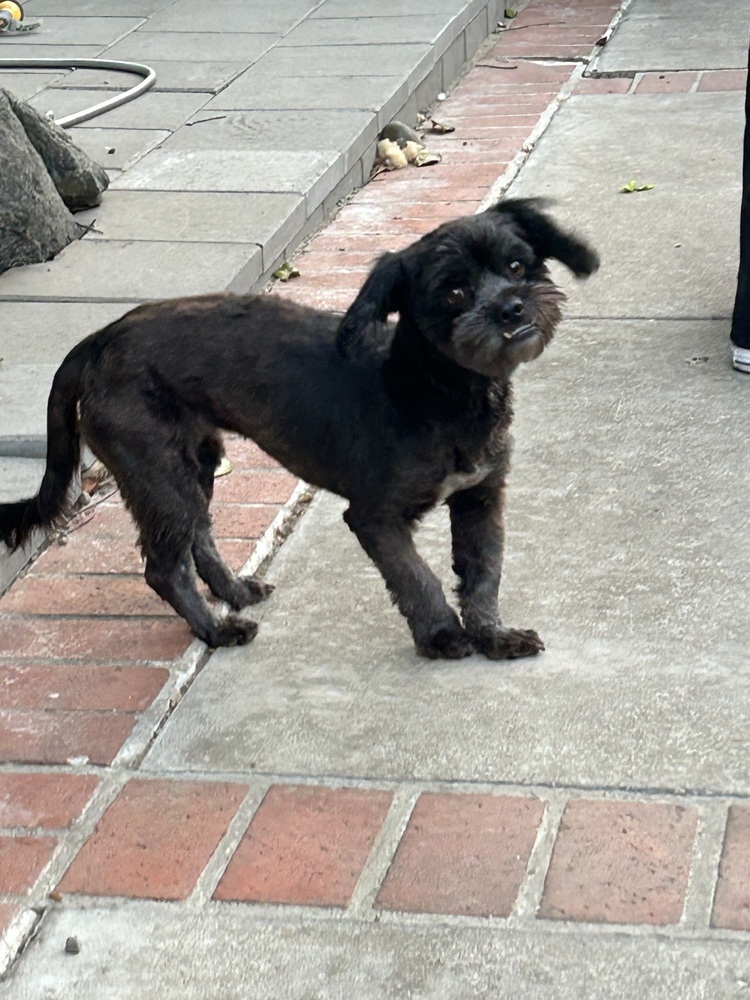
left=0, top=198, right=598, bottom=655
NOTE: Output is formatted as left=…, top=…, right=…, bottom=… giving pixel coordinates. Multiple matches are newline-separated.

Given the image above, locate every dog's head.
left=337, top=198, right=599, bottom=379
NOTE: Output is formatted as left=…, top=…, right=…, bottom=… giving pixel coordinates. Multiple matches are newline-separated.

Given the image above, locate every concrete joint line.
left=508, top=789, right=567, bottom=925
left=681, top=799, right=731, bottom=932
left=347, top=786, right=422, bottom=918
left=0, top=908, right=41, bottom=982
left=187, top=782, right=271, bottom=907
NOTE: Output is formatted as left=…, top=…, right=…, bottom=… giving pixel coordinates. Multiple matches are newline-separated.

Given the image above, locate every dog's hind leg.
left=191, top=432, right=274, bottom=609
left=344, top=508, right=474, bottom=659
left=448, top=482, right=544, bottom=660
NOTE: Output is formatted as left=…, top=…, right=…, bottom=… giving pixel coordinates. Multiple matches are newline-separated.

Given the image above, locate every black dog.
left=0, top=199, right=598, bottom=658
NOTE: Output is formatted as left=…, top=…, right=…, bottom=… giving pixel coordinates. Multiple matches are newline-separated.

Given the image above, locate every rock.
left=0, top=89, right=81, bottom=275
left=7, top=89, right=109, bottom=210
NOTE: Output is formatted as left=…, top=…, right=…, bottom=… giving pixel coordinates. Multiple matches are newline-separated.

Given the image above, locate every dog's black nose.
left=494, top=297, right=525, bottom=325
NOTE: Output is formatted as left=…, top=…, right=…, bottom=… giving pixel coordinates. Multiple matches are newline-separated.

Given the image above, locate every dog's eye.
left=446, top=288, right=466, bottom=306
left=508, top=261, right=526, bottom=279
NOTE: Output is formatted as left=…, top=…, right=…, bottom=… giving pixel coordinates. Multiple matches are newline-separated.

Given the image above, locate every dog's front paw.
left=416, top=624, right=475, bottom=660
left=231, top=576, right=275, bottom=610
left=472, top=625, right=544, bottom=660
left=202, top=615, right=259, bottom=648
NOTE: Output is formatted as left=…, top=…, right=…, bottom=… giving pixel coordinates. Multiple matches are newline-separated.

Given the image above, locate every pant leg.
left=730, top=44, right=750, bottom=349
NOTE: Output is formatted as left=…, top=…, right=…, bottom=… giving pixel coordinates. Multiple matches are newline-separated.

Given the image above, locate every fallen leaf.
left=414, top=149, right=442, bottom=167
left=619, top=179, right=655, bottom=193
left=504, top=7, right=517, bottom=17
left=273, top=262, right=300, bottom=281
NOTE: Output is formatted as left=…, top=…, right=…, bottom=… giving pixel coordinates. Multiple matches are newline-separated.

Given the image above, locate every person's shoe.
left=732, top=345, right=750, bottom=372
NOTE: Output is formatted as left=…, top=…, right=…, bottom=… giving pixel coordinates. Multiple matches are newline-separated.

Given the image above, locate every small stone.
left=65, top=936, right=80, bottom=955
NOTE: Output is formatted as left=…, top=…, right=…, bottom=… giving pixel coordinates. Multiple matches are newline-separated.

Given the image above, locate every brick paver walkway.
left=1, top=0, right=749, bottom=975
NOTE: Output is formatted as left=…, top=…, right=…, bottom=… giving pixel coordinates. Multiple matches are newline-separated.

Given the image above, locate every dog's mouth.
left=501, top=322, right=539, bottom=344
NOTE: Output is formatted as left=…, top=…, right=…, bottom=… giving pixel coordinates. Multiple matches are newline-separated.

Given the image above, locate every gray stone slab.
left=0, top=301, right=130, bottom=365
left=0, top=239, right=261, bottom=300
left=0, top=44, right=105, bottom=60
left=66, top=127, right=170, bottom=170
left=57, top=61, right=247, bottom=94
left=4, top=903, right=750, bottom=1000
left=75, top=191, right=305, bottom=268
left=0, top=16, right=144, bottom=46
left=242, top=44, right=434, bottom=86
left=29, top=0, right=173, bottom=13
left=279, top=14, right=459, bottom=50
left=163, top=110, right=377, bottom=170
left=507, top=92, right=743, bottom=319
left=0, top=457, right=45, bottom=502
left=208, top=71, right=406, bottom=114
left=0, top=71, right=67, bottom=100
left=594, top=0, right=750, bottom=73
left=111, top=147, right=345, bottom=217
left=146, top=318, right=750, bottom=795
left=27, top=89, right=211, bottom=130
left=103, top=30, right=278, bottom=64
left=141, top=0, right=319, bottom=35
left=314, top=0, right=481, bottom=18
left=0, top=364, right=59, bottom=442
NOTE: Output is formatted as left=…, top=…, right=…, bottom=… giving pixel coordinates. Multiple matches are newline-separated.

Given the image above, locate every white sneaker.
left=732, top=345, right=750, bottom=373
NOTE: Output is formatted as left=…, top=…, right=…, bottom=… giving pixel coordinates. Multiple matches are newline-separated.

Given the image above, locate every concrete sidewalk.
left=1, top=0, right=750, bottom=997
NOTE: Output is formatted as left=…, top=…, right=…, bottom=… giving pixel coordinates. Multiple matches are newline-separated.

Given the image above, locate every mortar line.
left=681, top=799, right=730, bottom=932
left=509, top=788, right=567, bottom=924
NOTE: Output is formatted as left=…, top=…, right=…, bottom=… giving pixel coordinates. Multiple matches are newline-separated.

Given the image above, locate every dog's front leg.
left=344, top=509, right=474, bottom=659
left=448, top=482, right=544, bottom=660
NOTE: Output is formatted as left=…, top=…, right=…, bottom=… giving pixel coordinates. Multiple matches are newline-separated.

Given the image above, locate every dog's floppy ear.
left=336, top=250, right=407, bottom=358
left=489, top=197, right=600, bottom=277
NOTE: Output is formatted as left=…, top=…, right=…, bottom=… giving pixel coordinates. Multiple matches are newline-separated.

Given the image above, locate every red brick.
left=211, top=470, right=298, bottom=505
left=223, top=438, right=281, bottom=469
left=540, top=799, right=697, bottom=925
left=35, top=533, right=144, bottom=575
left=210, top=504, right=278, bottom=540
left=59, top=778, right=247, bottom=900
left=0, top=835, right=57, bottom=893
left=711, top=806, right=750, bottom=931
left=0, top=709, right=136, bottom=765
left=466, top=60, right=573, bottom=87
left=0, top=663, right=169, bottom=712
left=0, top=773, right=99, bottom=828
left=698, top=70, right=748, bottom=92
left=272, top=284, right=359, bottom=313
left=634, top=72, right=697, bottom=94
left=216, top=539, right=256, bottom=572
left=575, top=76, right=632, bottom=95
left=0, top=903, right=19, bottom=936
left=0, top=616, right=191, bottom=662
left=376, top=792, right=544, bottom=917
left=214, top=784, right=392, bottom=907
left=1, top=574, right=171, bottom=617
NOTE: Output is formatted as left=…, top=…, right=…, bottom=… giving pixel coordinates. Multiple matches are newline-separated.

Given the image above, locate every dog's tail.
left=0, top=338, right=92, bottom=551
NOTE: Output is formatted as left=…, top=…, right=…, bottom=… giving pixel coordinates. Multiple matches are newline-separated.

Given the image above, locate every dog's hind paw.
left=417, top=625, right=475, bottom=660
left=472, top=626, right=544, bottom=660
left=231, top=576, right=275, bottom=609
left=203, top=616, right=259, bottom=648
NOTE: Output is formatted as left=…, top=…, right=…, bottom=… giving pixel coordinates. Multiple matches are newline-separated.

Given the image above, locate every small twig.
left=476, top=62, right=519, bottom=70
left=185, top=115, right=227, bottom=127
left=499, top=21, right=556, bottom=31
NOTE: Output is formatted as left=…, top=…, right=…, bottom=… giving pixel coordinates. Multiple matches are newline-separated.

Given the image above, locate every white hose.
left=0, top=57, right=156, bottom=126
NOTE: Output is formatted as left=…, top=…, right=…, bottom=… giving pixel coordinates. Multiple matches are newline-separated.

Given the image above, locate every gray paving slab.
left=314, top=0, right=488, bottom=19
left=0, top=302, right=131, bottom=365
left=0, top=364, right=60, bottom=443
left=0, top=71, right=67, bottom=100
left=145, top=316, right=749, bottom=793
left=0, top=458, right=46, bottom=502
left=111, top=147, right=345, bottom=215
left=66, top=127, right=170, bottom=171
left=241, top=43, right=434, bottom=86
left=75, top=191, right=305, bottom=267
left=0, top=44, right=106, bottom=60
left=508, top=92, right=743, bottom=319
left=57, top=61, right=247, bottom=94
left=4, top=903, right=749, bottom=1000
left=593, top=0, right=750, bottom=73
left=0, top=16, right=144, bottom=47
left=163, top=110, right=377, bottom=164
left=140, top=0, right=320, bottom=35
left=207, top=70, right=407, bottom=114
left=29, top=0, right=173, bottom=13
left=27, top=88, right=211, bottom=130
left=278, top=14, right=462, bottom=50
left=103, top=30, right=278, bottom=64
left=0, top=239, right=261, bottom=301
